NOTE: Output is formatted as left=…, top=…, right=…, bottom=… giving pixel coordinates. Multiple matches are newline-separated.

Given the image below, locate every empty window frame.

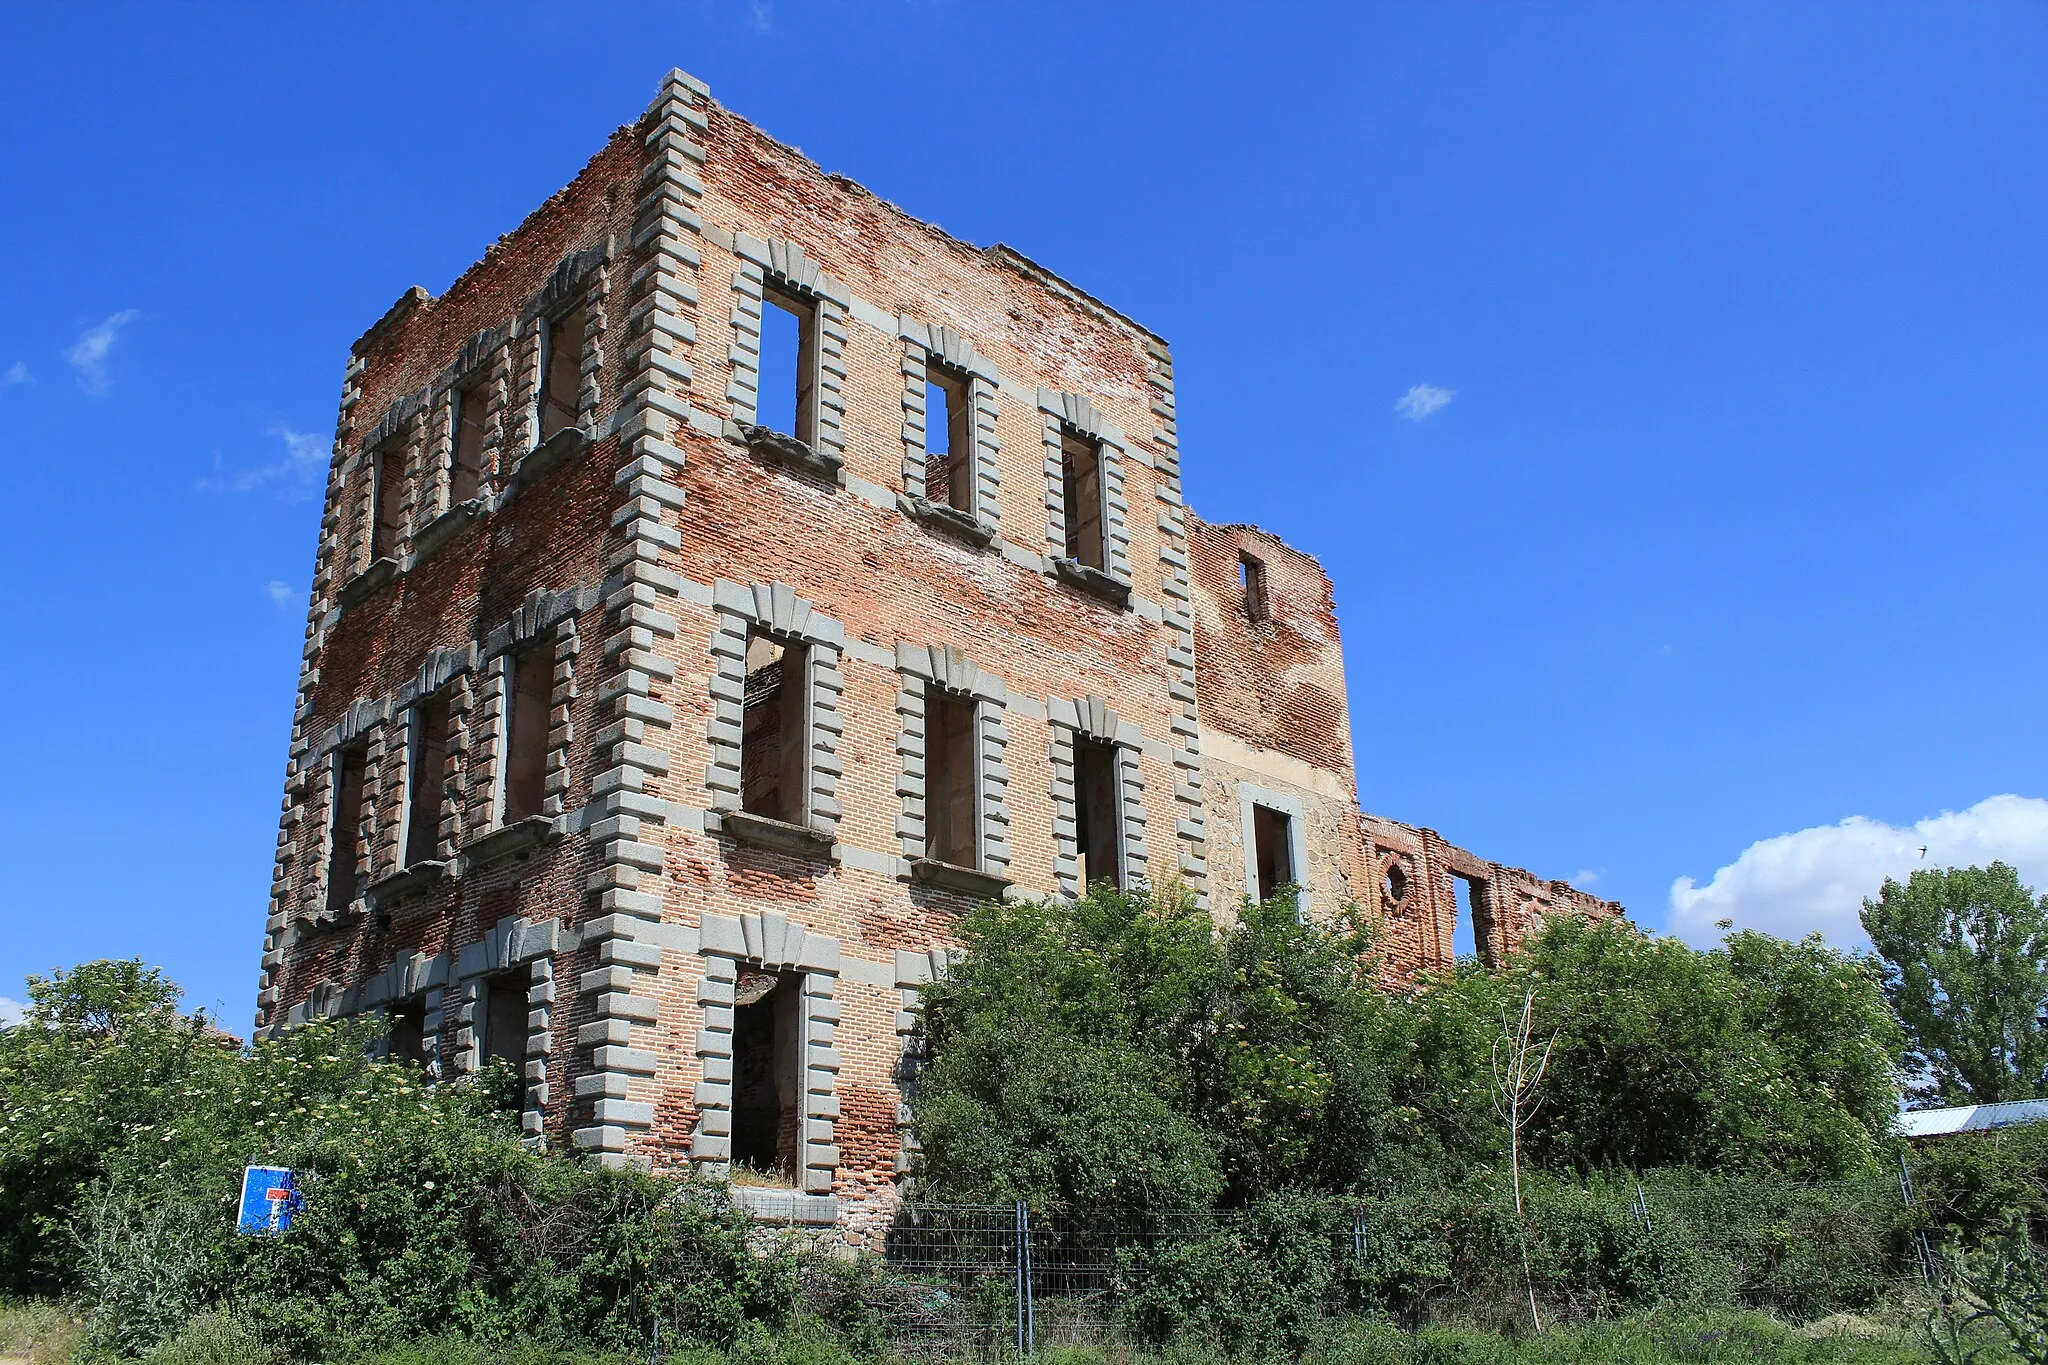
left=403, top=696, right=451, bottom=868
left=923, top=689, right=979, bottom=869
left=1453, top=875, right=1494, bottom=965
left=741, top=632, right=810, bottom=825
left=730, top=968, right=802, bottom=1182
left=1250, top=803, right=1296, bottom=903
left=1060, top=432, right=1107, bottom=570
left=387, top=1003, right=428, bottom=1067
left=479, top=971, right=529, bottom=1072
left=757, top=285, right=819, bottom=444
left=1239, top=551, right=1269, bottom=622
left=923, top=366, right=973, bottom=512
left=370, top=444, right=406, bottom=563
left=499, top=650, right=552, bottom=824
left=448, top=382, right=488, bottom=504
left=536, top=304, right=585, bottom=443
left=324, top=744, right=367, bottom=918
left=1073, top=736, right=1123, bottom=890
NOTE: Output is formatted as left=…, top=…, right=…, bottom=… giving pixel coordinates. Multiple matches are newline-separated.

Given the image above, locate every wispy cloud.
left=67, top=309, right=139, bottom=394
left=265, top=580, right=299, bottom=611
left=0, top=362, right=32, bottom=390
left=0, top=997, right=22, bottom=1029
left=1668, top=795, right=2048, bottom=949
left=1395, top=383, right=1455, bottom=422
left=1571, top=868, right=1603, bottom=888
left=748, top=0, right=773, bottom=31
left=198, top=424, right=329, bottom=497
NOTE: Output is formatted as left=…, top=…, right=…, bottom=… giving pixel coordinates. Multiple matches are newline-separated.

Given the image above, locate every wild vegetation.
left=4, top=870, right=2048, bottom=1361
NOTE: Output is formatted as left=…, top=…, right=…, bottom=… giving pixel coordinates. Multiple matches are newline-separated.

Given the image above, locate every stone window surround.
left=389, top=644, right=479, bottom=873
left=480, top=588, right=592, bottom=832
left=301, top=695, right=391, bottom=928
left=330, top=222, right=1176, bottom=626
left=897, top=319, right=1002, bottom=536
left=517, top=239, right=612, bottom=459
left=723, top=234, right=850, bottom=474
left=340, top=408, right=423, bottom=590
left=891, top=947, right=955, bottom=1175
left=1045, top=694, right=1150, bottom=898
left=420, top=321, right=512, bottom=526
left=450, top=913, right=561, bottom=1139
left=1038, top=388, right=1134, bottom=598
left=328, top=240, right=611, bottom=608
left=353, top=948, right=451, bottom=1073
left=292, top=569, right=1197, bottom=909
left=690, top=909, right=843, bottom=1197
left=892, top=644, right=1013, bottom=884
left=703, top=580, right=847, bottom=845
left=1236, top=780, right=1313, bottom=917
left=292, top=589, right=592, bottom=915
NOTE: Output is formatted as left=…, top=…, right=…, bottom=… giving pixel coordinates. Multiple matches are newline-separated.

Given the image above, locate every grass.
left=0, top=1300, right=84, bottom=1365
left=0, top=1300, right=1955, bottom=1365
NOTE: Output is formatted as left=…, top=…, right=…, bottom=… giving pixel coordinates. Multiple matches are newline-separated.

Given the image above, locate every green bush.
left=912, top=888, right=1906, bottom=1216
left=0, top=961, right=800, bottom=1360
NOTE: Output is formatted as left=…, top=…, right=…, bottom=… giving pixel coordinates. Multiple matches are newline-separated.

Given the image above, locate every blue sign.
left=237, top=1166, right=301, bottom=1235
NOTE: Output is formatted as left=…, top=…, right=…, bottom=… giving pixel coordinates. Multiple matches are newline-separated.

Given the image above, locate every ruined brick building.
left=257, top=69, right=1621, bottom=1226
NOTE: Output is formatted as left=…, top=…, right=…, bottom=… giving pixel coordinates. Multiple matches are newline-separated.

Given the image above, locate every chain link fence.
left=788, top=1177, right=1936, bottom=1358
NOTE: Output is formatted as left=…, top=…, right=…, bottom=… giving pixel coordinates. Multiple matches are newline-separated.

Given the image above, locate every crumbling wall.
left=1364, top=814, right=1625, bottom=983
left=1187, top=515, right=1367, bottom=916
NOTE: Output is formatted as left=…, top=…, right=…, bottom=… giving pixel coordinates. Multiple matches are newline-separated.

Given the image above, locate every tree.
left=0, top=960, right=233, bottom=1292
left=1862, top=862, right=2048, bottom=1106
left=912, top=883, right=1474, bottom=1208
left=1421, top=919, right=1903, bottom=1177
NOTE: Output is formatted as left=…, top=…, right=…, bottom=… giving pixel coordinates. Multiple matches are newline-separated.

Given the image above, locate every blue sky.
left=2, top=2, right=2044, bottom=1026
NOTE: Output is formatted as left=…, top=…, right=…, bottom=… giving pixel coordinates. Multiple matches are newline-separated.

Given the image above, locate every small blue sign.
left=237, top=1166, right=301, bottom=1235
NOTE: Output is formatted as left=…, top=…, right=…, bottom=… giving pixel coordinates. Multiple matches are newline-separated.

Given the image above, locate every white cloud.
left=67, top=309, right=139, bottom=394
left=0, top=361, right=31, bottom=389
left=749, top=0, right=773, bottom=31
left=1571, top=868, right=1603, bottom=888
left=198, top=425, right=328, bottom=496
left=1667, top=795, right=2048, bottom=949
left=0, top=997, right=22, bottom=1028
left=1395, top=383, right=1455, bottom=422
left=264, top=580, right=297, bottom=610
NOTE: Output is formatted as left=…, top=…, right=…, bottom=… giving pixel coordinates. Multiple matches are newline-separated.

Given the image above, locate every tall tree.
left=1861, top=862, right=2048, bottom=1107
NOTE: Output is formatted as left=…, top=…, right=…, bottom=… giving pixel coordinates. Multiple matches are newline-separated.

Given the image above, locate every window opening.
left=1074, top=736, right=1123, bottom=890
left=387, top=1003, right=427, bottom=1067
left=1251, top=803, right=1295, bottom=904
left=1060, top=432, right=1106, bottom=569
left=370, top=445, right=405, bottom=562
left=1382, top=862, right=1410, bottom=908
left=404, top=697, right=451, bottom=867
left=537, top=305, right=584, bottom=442
left=480, top=971, right=529, bottom=1075
left=324, top=745, right=366, bottom=918
left=1239, top=552, right=1269, bottom=622
left=730, top=968, right=802, bottom=1183
left=741, top=632, right=809, bottom=824
left=758, top=286, right=817, bottom=443
left=1453, top=875, right=1493, bottom=965
left=924, top=368, right=973, bottom=512
left=924, top=689, right=979, bottom=868
left=501, top=649, right=551, bottom=824
left=449, top=383, right=487, bottom=504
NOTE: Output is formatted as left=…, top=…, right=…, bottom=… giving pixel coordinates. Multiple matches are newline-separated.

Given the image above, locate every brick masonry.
left=258, top=69, right=1624, bottom=1235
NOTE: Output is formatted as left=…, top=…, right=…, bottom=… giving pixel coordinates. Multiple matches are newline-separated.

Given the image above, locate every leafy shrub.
left=0, top=960, right=800, bottom=1360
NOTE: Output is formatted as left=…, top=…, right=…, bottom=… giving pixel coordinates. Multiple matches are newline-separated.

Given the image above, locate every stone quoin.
left=256, top=68, right=1624, bottom=1235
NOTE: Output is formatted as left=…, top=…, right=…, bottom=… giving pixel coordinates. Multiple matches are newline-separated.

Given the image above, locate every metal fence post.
left=1014, top=1199, right=1035, bottom=1356
left=1898, top=1151, right=1937, bottom=1293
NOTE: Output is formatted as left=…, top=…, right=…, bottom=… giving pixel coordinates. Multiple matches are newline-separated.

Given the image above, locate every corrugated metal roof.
left=1894, top=1099, right=2048, bottom=1139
